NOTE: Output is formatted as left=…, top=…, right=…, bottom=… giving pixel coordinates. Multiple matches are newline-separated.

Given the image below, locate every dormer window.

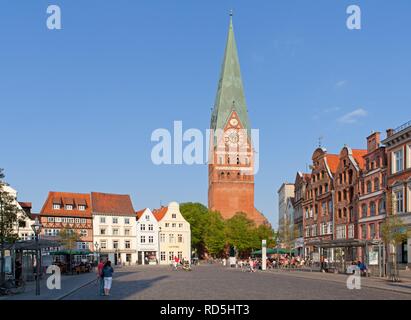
left=53, top=204, right=60, bottom=210
left=172, top=214, right=176, bottom=219
left=66, top=204, right=73, bottom=210
left=78, top=205, right=86, bottom=211
left=145, top=215, right=150, bottom=221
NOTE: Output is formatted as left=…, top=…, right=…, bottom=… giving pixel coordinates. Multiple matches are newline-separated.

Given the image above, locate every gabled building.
left=154, top=202, right=191, bottom=265
left=91, top=192, right=137, bottom=265
left=382, top=122, right=411, bottom=266
left=358, top=132, right=387, bottom=262
left=293, top=172, right=311, bottom=256
left=136, top=208, right=160, bottom=265
left=39, top=192, right=93, bottom=250
left=303, top=148, right=339, bottom=259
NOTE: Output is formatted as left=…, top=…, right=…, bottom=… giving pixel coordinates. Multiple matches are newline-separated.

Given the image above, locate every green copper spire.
left=210, top=13, right=251, bottom=136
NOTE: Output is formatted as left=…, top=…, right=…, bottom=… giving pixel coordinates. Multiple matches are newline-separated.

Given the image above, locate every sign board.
left=312, top=252, right=320, bottom=262
left=368, top=251, right=379, bottom=266
left=229, top=257, right=236, bottom=267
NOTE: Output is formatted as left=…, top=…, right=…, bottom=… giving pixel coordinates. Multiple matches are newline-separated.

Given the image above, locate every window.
left=140, top=224, right=146, bottom=231
left=124, top=218, right=130, bottom=225
left=169, top=234, right=175, bottom=243
left=100, top=217, right=106, bottom=224
left=68, top=218, right=74, bottom=223
left=321, top=223, right=327, bottom=235
left=149, top=236, right=154, bottom=243
left=370, top=202, right=376, bottom=216
left=75, top=218, right=80, bottom=223
left=100, top=228, right=106, bottom=235
left=140, top=236, right=146, bottom=244
left=336, top=225, right=346, bottom=239
left=311, top=225, right=317, bottom=237
left=160, top=252, right=166, bottom=261
left=367, top=181, right=372, bottom=194
left=369, top=224, right=376, bottom=239
left=393, top=149, right=404, bottom=173
left=145, top=215, right=150, bottom=221
left=379, top=198, right=386, bottom=213
left=305, top=227, right=310, bottom=237
left=178, top=252, right=183, bottom=260
left=168, top=252, right=174, bottom=261
left=338, top=209, right=342, bottom=219
left=47, top=217, right=55, bottom=223
left=374, top=178, right=380, bottom=191
left=112, top=228, right=119, bottom=235
left=172, top=214, right=176, bottom=219
left=172, top=223, right=176, bottom=228
left=77, top=242, right=87, bottom=250
left=362, top=204, right=368, bottom=218
left=112, top=217, right=118, bottom=224
left=160, top=234, right=165, bottom=242
left=322, top=202, right=327, bottom=216
left=395, top=190, right=404, bottom=213
left=125, top=241, right=131, bottom=249
left=338, top=191, right=342, bottom=202
left=80, top=230, right=87, bottom=237
left=327, top=222, right=333, bottom=235
left=179, top=223, right=183, bottom=228
left=78, top=205, right=86, bottom=211
left=124, top=229, right=130, bottom=236
left=81, top=219, right=86, bottom=223
left=113, top=240, right=119, bottom=249
left=148, top=224, right=153, bottom=231
left=361, top=224, right=367, bottom=239
left=53, top=204, right=60, bottom=210
left=165, top=223, right=170, bottom=228
left=55, top=217, right=62, bottom=223
left=66, top=205, right=73, bottom=210
left=100, top=240, right=107, bottom=249
left=178, top=234, right=183, bottom=243
left=348, top=224, right=354, bottom=239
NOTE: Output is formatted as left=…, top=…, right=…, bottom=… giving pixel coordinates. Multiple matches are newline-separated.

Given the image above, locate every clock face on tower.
left=224, top=128, right=246, bottom=147
left=229, top=118, right=238, bottom=126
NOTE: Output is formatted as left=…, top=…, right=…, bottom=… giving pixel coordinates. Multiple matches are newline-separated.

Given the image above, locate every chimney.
left=367, top=132, right=380, bottom=153
left=386, top=128, right=394, bottom=138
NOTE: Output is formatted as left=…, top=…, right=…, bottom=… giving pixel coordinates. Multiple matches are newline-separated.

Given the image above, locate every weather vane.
left=318, top=135, right=324, bottom=148
left=230, top=9, right=233, bottom=17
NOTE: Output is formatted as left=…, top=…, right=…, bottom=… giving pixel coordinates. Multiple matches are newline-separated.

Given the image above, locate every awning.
left=49, top=250, right=92, bottom=255
left=252, top=248, right=297, bottom=255
left=305, top=239, right=382, bottom=249
left=4, top=239, right=62, bottom=250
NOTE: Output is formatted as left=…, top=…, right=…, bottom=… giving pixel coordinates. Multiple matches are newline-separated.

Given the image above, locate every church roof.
left=210, top=15, right=250, bottom=138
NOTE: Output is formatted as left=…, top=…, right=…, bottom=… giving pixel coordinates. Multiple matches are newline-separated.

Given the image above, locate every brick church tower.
left=208, top=14, right=267, bottom=225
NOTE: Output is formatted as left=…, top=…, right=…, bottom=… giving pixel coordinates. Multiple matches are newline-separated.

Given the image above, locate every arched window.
left=237, top=157, right=240, bottom=165
left=325, top=183, right=329, bottom=193
left=220, top=172, right=224, bottom=178
left=362, top=204, right=368, bottom=218
left=374, top=178, right=380, bottom=191
left=343, top=189, right=347, bottom=200
left=379, top=198, right=386, bottom=213
left=338, top=191, right=342, bottom=202
left=367, top=181, right=372, bottom=194
left=343, top=208, right=347, bottom=217
left=338, top=209, right=342, bottom=219
left=370, top=202, right=376, bottom=216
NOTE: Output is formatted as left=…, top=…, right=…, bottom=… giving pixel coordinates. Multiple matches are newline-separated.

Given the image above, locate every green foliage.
left=58, top=228, right=81, bottom=252
left=180, top=204, right=274, bottom=258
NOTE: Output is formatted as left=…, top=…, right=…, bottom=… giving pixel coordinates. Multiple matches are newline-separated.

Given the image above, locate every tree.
left=224, top=212, right=258, bottom=257
left=58, top=227, right=81, bottom=273
left=381, top=196, right=410, bottom=282
left=0, top=169, right=23, bottom=284
left=278, top=216, right=298, bottom=254
left=180, top=202, right=209, bottom=256
left=203, top=210, right=226, bottom=257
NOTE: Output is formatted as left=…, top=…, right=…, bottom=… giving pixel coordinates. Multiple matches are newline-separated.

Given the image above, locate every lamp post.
left=94, top=241, right=99, bottom=265
left=157, top=226, right=162, bottom=265
left=31, top=217, right=42, bottom=296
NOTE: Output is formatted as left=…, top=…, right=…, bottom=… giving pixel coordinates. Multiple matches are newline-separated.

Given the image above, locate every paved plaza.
left=61, top=264, right=411, bottom=300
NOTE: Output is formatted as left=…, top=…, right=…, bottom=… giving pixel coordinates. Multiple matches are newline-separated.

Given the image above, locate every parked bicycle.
left=0, top=278, right=26, bottom=296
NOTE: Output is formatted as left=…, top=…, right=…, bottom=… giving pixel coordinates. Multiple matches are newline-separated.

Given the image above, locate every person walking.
left=97, top=258, right=105, bottom=296
left=102, top=260, right=114, bottom=296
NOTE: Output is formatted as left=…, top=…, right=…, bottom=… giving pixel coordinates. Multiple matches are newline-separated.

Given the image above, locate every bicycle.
left=0, top=278, right=26, bottom=295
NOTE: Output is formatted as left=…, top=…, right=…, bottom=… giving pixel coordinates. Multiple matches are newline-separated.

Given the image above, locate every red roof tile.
left=40, top=192, right=92, bottom=218
left=91, top=192, right=135, bottom=216
left=325, top=154, right=340, bottom=173
left=152, top=207, right=168, bottom=222
left=352, top=149, right=367, bottom=170
left=136, top=208, right=147, bottom=220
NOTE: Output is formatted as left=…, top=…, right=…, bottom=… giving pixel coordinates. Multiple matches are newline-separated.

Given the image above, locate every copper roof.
left=91, top=192, right=135, bottom=216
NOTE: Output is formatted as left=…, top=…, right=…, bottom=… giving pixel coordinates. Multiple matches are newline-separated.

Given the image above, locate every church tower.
left=208, top=14, right=267, bottom=225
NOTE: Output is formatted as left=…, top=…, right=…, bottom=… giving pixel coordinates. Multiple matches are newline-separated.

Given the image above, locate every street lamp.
left=31, top=217, right=42, bottom=296
left=94, top=241, right=99, bottom=265
left=158, top=226, right=162, bottom=265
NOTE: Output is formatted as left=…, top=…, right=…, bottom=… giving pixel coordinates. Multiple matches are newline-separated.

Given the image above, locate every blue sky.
left=1, top=0, right=410, bottom=228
